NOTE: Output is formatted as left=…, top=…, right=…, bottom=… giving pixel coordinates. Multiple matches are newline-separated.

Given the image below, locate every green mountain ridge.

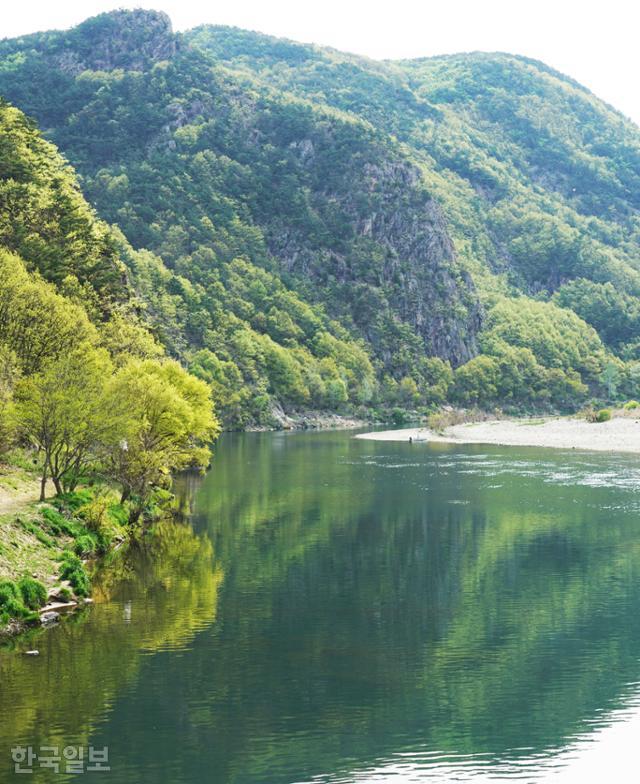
left=2, top=9, right=640, bottom=422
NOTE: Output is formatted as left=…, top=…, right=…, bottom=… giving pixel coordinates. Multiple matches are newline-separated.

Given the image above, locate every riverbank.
left=251, top=408, right=371, bottom=432
left=355, top=415, right=640, bottom=453
left=0, top=453, right=128, bottom=639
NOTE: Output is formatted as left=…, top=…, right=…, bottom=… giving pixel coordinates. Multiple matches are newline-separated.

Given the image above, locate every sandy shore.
left=355, top=417, right=640, bottom=453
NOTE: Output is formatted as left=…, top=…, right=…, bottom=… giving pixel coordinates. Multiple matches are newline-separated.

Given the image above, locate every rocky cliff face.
left=265, top=139, right=481, bottom=364
left=1, top=10, right=177, bottom=75
left=63, top=10, right=177, bottom=72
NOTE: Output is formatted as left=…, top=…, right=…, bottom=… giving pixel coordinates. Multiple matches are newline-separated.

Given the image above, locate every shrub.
left=390, top=407, right=409, bottom=426
left=73, top=534, right=97, bottom=557
left=0, top=598, right=27, bottom=624
left=595, top=408, right=612, bottom=423
left=41, top=506, right=65, bottom=531
left=17, top=576, right=47, bottom=610
left=427, top=408, right=477, bottom=433
left=79, top=496, right=119, bottom=551
left=57, top=586, right=72, bottom=602
left=59, top=552, right=91, bottom=597
left=53, top=490, right=92, bottom=513
left=583, top=406, right=597, bottom=422
left=107, top=503, right=128, bottom=527
left=0, top=579, right=27, bottom=621
left=71, top=569, right=90, bottom=598
left=0, top=579, right=19, bottom=606
left=79, top=496, right=110, bottom=532
left=624, top=400, right=640, bottom=410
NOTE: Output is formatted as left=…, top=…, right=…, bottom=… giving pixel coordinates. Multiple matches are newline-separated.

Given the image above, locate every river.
left=2, top=429, right=640, bottom=782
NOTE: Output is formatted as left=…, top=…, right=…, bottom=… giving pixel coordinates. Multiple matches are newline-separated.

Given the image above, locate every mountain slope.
left=0, top=98, right=170, bottom=375
left=2, top=10, right=638, bottom=416
left=189, top=27, right=640, bottom=300
left=0, top=11, right=481, bottom=374
left=0, top=101, right=125, bottom=301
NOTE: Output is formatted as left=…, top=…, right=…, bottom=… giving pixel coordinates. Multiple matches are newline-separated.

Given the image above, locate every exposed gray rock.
left=267, top=143, right=482, bottom=365
left=40, top=611, right=60, bottom=626
left=53, top=10, right=178, bottom=73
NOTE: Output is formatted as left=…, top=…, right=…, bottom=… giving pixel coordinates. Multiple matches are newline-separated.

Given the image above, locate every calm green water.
left=3, top=430, right=640, bottom=782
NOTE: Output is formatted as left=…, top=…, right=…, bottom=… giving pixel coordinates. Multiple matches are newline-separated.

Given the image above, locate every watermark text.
left=11, top=745, right=110, bottom=774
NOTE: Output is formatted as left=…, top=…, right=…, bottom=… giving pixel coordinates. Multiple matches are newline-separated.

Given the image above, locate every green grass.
left=17, top=576, right=47, bottom=610
left=59, top=552, right=91, bottom=597
left=0, top=577, right=46, bottom=624
left=0, top=472, right=123, bottom=625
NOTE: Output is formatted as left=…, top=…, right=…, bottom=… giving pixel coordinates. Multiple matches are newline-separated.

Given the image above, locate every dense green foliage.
left=194, top=30, right=640, bottom=296
left=0, top=576, right=47, bottom=623
left=16, top=576, right=47, bottom=610
left=0, top=12, right=480, bottom=423
left=185, top=23, right=640, bottom=409
left=0, top=102, right=125, bottom=300
left=0, top=100, right=218, bottom=517
left=3, top=10, right=640, bottom=415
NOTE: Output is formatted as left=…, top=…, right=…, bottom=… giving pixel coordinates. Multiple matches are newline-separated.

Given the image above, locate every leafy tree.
left=0, top=250, right=96, bottom=374
left=325, top=378, right=348, bottom=408
left=452, top=355, right=500, bottom=406
left=600, top=361, right=622, bottom=400
left=104, top=359, right=219, bottom=522
left=554, top=279, right=640, bottom=350
left=15, top=346, right=113, bottom=499
left=397, top=377, right=421, bottom=407
left=0, top=345, right=18, bottom=454
left=98, top=311, right=164, bottom=365
left=0, top=100, right=125, bottom=299
left=480, top=297, right=606, bottom=380
left=7, top=14, right=640, bottom=418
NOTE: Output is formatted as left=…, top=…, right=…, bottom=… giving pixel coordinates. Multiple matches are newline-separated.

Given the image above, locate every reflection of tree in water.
left=4, top=434, right=640, bottom=784
left=0, top=518, right=223, bottom=781
left=164, top=435, right=640, bottom=783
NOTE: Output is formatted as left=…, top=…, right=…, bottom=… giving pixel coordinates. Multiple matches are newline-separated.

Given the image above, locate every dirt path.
left=0, top=481, right=41, bottom=516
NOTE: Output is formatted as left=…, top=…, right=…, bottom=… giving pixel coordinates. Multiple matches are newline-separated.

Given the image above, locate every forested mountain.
left=2, top=9, right=640, bottom=423
left=0, top=100, right=217, bottom=512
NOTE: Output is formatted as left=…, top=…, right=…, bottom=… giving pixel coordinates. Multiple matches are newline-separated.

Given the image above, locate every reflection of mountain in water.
left=170, top=433, right=640, bottom=782
left=3, top=431, right=640, bottom=783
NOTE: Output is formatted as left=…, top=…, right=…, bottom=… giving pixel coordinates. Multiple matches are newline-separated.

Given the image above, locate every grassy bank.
left=0, top=450, right=129, bottom=636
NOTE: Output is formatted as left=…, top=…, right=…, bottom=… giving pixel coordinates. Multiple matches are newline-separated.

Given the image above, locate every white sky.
left=3, top=0, right=640, bottom=124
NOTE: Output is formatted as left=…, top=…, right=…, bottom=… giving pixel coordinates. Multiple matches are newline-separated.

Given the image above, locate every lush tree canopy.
left=3, top=11, right=640, bottom=419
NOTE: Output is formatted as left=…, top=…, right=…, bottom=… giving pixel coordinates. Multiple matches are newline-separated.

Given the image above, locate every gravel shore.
left=355, top=417, right=640, bottom=453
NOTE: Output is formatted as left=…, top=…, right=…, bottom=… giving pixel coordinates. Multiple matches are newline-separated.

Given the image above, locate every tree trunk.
left=63, top=474, right=77, bottom=494
left=128, top=505, right=142, bottom=526
left=52, top=476, right=62, bottom=496
left=39, top=473, right=47, bottom=502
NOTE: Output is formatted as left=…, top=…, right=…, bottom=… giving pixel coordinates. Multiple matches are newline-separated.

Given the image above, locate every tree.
left=98, top=311, right=164, bottom=366
left=481, top=297, right=605, bottom=380
left=600, top=360, right=622, bottom=400
left=0, top=250, right=96, bottom=374
left=453, top=355, right=500, bottom=406
left=0, top=345, right=18, bottom=455
left=15, top=346, right=113, bottom=500
left=104, top=359, right=219, bottom=523
left=397, top=376, right=420, bottom=407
